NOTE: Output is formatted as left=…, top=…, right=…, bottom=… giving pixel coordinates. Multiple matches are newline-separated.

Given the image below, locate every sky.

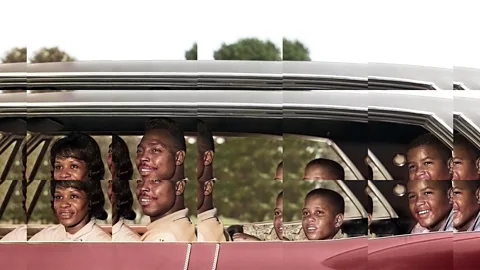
left=0, top=0, right=479, bottom=68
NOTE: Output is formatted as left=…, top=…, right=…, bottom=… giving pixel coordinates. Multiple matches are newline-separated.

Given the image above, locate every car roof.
left=454, top=66, right=480, bottom=90
left=0, top=90, right=453, bottom=130
left=368, top=63, right=452, bottom=90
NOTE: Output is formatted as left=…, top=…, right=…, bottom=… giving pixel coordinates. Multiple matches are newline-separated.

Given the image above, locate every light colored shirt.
left=112, top=218, right=141, bottom=242
left=470, top=211, right=480, bottom=232
left=0, top=225, right=27, bottom=242
left=411, top=210, right=455, bottom=234
left=29, top=219, right=111, bottom=242
left=197, top=208, right=228, bottom=242
left=140, top=208, right=196, bottom=242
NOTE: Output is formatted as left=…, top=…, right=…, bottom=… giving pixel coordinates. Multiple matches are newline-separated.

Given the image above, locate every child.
left=302, top=188, right=345, bottom=240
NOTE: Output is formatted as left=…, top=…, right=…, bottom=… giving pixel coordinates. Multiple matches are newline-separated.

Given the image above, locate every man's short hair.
left=306, top=158, right=345, bottom=180
left=145, top=118, right=186, bottom=153
left=454, top=133, right=480, bottom=160
left=407, top=133, right=451, bottom=162
left=305, top=188, right=345, bottom=215
left=198, top=120, right=215, bottom=153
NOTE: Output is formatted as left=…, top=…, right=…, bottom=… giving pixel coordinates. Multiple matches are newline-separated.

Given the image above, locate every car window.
left=0, top=180, right=24, bottom=224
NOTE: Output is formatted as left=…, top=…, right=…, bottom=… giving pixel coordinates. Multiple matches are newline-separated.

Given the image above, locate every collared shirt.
left=197, top=208, right=228, bottom=242
left=140, top=208, right=196, bottom=242
left=469, top=211, right=480, bottom=232
left=411, top=210, right=455, bottom=234
left=112, top=218, right=141, bottom=242
left=0, top=225, right=27, bottom=242
left=29, top=219, right=111, bottom=242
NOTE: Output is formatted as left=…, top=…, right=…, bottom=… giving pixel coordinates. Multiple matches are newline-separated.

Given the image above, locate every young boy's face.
left=303, top=165, right=337, bottom=181
left=452, top=145, right=480, bottom=181
left=302, top=195, right=343, bottom=240
left=407, top=180, right=451, bottom=230
left=452, top=181, right=480, bottom=231
left=273, top=194, right=283, bottom=239
left=407, top=145, right=451, bottom=181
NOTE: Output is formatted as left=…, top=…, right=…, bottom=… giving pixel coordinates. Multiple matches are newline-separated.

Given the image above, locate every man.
left=406, top=133, right=452, bottom=181
left=196, top=120, right=229, bottom=242
left=407, top=180, right=453, bottom=233
left=451, top=180, right=480, bottom=232
left=303, top=158, right=345, bottom=181
left=136, top=118, right=196, bottom=242
left=302, top=188, right=345, bottom=240
left=451, top=134, right=480, bottom=180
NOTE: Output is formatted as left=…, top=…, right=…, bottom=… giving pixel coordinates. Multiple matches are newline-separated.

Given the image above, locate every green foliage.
left=185, top=42, right=198, bottom=60
left=1, top=47, right=27, bottom=63
left=29, top=47, right=75, bottom=63
left=213, top=38, right=281, bottom=61
left=282, top=38, right=311, bottom=61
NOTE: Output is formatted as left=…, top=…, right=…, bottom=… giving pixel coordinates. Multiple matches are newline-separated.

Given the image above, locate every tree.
left=29, top=47, right=75, bottom=63
left=213, top=38, right=281, bottom=61
left=1, top=47, right=27, bottom=63
left=185, top=43, right=197, bottom=60
left=282, top=38, right=311, bottom=61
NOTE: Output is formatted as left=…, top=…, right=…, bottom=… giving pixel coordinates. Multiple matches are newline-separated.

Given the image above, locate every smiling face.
left=136, top=129, right=178, bottom=181
left=302, top=195, right=343, bottom=240
left=407, top=180, right=452, bottom=230
left=53, top=157, right=88, bottom=180
left=407, top=145, right=451, bottom=181
left=53, top=186, right=89, bottom=234
left=451, top=181, right=480, bottom=231
left=273, top=194, right=283, bottom=239
left=136, top=179, right=184, bottom=221
left=452, top=145, right=480, bottom=181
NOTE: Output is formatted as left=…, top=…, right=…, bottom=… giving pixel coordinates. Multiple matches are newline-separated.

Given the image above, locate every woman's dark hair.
left=50, top=180, right=108, bottom=220
left=112, top=180, right=136, bottom=221
left=111, top=134, right=133, bottom=180
left=50, top=132, right=105, bottom=181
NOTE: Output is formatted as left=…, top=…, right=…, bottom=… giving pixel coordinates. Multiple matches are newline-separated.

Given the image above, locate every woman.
left=50, top=132, right=105, bottom=181
left=107, top=134, right=140, bottom=241
left=29, top=180, right=111, bottom=241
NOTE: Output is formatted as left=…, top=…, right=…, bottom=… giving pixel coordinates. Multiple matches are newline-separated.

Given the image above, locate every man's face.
left=452, top=145, right=480, bottom=180
left=53, top=187, right=89, bottom=230
left=302, top=195, right=342, bottom=240
left=407, top=145, right=451, bottom=181
left=53, top=157, right=88, bottom=180
left=407, top=180, right=451, bottom=230
left=452, top=181, right=480, bottom=231
left=273, top=195, right=283, bottom=239
left=303, top=165, right=337, bottom=181
left=136, top=130, right=178, bottom=181
left=136, top=179, right=180, bottom=220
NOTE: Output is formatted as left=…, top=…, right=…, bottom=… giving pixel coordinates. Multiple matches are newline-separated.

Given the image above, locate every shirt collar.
left=147, top=208, right=190, bottom=230
left=64, top=219, right=96, bottom=241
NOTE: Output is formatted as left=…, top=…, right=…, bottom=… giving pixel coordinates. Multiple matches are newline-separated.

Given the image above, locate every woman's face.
left=53, top=186, right=89, bottom=233
left=53, top=157, right=88, bottom=180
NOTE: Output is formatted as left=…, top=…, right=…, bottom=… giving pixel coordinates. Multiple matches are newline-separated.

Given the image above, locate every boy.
left=451, top=180, right=480, bottom=231
left=303, top=158, right=345, bottom=181
left=406, top=133, right=452, bottom=181
left=302, top=188, right=345, bottom=240
left=407, top=180, right=453, bottom=233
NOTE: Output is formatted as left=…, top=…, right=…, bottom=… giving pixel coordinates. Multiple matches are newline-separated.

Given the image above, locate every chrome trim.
left=367, top=180, right=399, bottom=219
